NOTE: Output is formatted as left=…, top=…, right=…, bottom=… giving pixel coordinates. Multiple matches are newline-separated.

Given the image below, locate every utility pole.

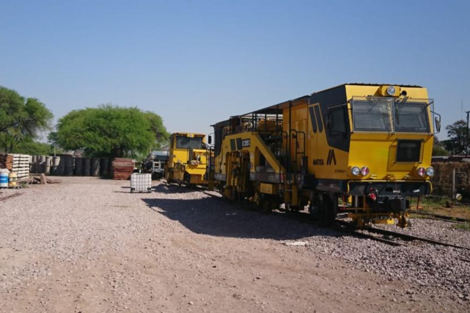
left=462, top=102, right=464, bottom=120
left=466, top=109, right=470, bottom=156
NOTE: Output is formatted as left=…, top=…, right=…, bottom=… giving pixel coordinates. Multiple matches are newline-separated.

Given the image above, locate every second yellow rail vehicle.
left=165, top=132, right=211, bottom=186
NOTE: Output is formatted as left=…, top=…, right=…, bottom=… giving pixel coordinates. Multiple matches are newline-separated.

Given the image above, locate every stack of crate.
left=10, top=154, right=30, bottom=178
left=0, top=154, right=30, bottom=178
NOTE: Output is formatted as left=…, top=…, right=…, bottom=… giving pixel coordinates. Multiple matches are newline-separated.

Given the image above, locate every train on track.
left=169, top=83, right=441, bottom=228
left=165, top=132, right=211, bottom=186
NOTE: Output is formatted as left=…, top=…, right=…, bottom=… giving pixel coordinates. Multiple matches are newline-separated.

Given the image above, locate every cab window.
left=327, top=107, right=348, bottom=135
left=176, top=136, right=203, bottom=149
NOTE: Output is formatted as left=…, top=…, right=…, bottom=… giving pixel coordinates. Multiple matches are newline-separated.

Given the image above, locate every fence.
left=431, top=162, right=470, bottom=198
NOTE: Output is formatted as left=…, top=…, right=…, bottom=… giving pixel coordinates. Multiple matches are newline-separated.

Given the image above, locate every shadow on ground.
left=152, top=184, right=199, bottom=194
left=142, top=185, right=344, bottom=241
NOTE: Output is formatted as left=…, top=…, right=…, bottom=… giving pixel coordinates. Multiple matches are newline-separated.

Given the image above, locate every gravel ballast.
left=0, top=177, right=468, bottom=312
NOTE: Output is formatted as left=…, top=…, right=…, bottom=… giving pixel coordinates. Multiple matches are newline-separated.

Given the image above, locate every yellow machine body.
left=305, top=85, right=433, bottom=181
left=211, top=83, right=438, bottom=227
left=165, top=132, right=210, bottom=186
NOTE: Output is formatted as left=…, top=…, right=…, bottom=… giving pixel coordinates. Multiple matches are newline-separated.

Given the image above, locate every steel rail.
left=332, top=223, right=405, bottom=246
left=409, top=210, right=470, bottom=224
left=361, top=224, right=470, bottom=251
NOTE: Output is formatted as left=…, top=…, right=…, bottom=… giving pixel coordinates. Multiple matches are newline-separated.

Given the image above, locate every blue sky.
left=1, top=0, right=469, bottom=140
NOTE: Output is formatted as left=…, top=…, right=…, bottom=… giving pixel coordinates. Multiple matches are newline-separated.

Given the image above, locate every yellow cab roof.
left=246, top=83, right=423, bottom=115
left=213, top=83, right=425, bottom=125
left=171, top=132, right=206, bottom=137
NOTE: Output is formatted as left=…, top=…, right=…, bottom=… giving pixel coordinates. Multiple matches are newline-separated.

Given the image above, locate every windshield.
left=352, top=98, right=393, bottom=132
left=394, top=101, right=429, bottom=132
left=176, top=136, right=203, bottom=149
left=351, top=97, right=430, bottom=133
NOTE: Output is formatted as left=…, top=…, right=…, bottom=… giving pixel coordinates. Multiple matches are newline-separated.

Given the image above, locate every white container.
left=0, top=169, right=9, bottom=188
left=130, top=173, right=152, bottom=193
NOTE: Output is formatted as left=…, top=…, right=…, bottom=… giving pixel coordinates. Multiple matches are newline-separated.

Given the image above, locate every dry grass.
left=453, top=223, right=470, bottom=232
left=409, top=196, right=470, bottom=220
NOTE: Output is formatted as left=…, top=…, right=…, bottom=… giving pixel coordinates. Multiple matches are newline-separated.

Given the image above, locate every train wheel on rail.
left=325, top=194, right=339, bottom=224
left=255, top=192, right=270, bottom=211
left=286, top=204, right=301, bottom=214
left=309, top=193, right=338, bottom=225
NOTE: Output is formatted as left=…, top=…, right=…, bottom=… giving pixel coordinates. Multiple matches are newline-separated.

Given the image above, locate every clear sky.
left=1, top=0, right=469, bottom=140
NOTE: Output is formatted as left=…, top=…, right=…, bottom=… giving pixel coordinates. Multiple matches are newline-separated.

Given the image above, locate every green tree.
left=432, top=136, right=450, bottom=156
left=144, top=111, right=170, bottom=149
left=11, top=139, right=60, bottom=155
left=444, top=120, right=468, bottom=155
left=0, top=86, right=53, bottom=152
left=51, top=105, right=168, bottom=158
left=432, top=145, right=450, bottom=156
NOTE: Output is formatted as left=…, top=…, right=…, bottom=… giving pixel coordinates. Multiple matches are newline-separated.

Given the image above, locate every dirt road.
left=0, top=178, right=466, bottom=312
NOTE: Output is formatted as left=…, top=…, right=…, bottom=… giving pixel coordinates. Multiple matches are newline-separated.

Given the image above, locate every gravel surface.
left=0, top=178, right=469, bottom=312
left=375, top=218, right=470, bottom=248
left=304, top=227, right=470, bottom=303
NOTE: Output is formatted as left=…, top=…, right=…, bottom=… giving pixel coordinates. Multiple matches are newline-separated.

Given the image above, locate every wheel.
left=309, top=193, right=338, bottom=225
left=324, top=195, right=338, bottom=224
left=286, top=204, right=301, bottom=214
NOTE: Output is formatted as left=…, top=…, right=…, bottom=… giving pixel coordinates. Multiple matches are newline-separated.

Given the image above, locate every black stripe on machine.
left=327, top=149, right=336, bottom=165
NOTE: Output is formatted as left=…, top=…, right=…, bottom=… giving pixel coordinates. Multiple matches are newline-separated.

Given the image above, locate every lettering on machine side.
left=242, top=139, right=250, bottom=147
left=313, top=159, right=324, bottom=165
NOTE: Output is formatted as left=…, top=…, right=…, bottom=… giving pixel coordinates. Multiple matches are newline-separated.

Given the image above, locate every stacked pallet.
left=11, top=154, right=30, bottom=178
left=0, top=154, right=30, bottom=178
left=112, top=158, right=134, bottom=180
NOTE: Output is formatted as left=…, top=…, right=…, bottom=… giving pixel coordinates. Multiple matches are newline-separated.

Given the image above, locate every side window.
left=314, top=105, right=324, bottom=132
left=327, top=107, right=348, bottom=135
left=309, top=106, right=318, bottom=133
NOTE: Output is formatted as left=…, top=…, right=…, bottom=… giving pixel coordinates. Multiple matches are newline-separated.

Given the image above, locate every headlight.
left=351, top=166, right=360, bottom=176
left=360, top=166, right=370, bottom=176
left=426, top=167, right=435, bottom=177
left=386, top=86, right=396, bottom=96
left=417, top=167, right=426, bottom=177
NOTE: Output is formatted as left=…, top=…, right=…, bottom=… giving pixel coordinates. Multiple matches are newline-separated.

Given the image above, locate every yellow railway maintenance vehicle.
left=211, top=83, right=441, bottom=227
left=165, top=132, right=211, bottom=186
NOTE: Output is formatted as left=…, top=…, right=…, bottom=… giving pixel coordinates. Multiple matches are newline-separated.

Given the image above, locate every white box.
left=130, top=173, right=152, bottom=193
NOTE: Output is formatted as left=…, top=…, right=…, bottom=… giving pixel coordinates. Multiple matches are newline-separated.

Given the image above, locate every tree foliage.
left=443, top=120, right=469, bottom=155
left=51, top=105, right=169, bottom=158
left=432, top=136, right=450, bottom=156
left=11, top=139, right=59, bottom=155
left=144, top=111, right=168, bottom=149
left=0, top=86, right=53, bottom=152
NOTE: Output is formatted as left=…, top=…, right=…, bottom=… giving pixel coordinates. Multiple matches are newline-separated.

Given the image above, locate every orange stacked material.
left=0, top=154, right=13, bottom=170
left=112, top=158, right=135, bottom=180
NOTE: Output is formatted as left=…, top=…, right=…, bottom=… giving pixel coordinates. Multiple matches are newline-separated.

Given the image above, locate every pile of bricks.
left=112, top=158, right=134, bottom=180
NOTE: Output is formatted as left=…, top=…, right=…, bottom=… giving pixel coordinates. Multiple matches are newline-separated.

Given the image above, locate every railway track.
left=335, top=220, right=470, bottom=250
left=271, top=209, right=470, bottom=250
left=199, top=187, right=470, bottom=250
left=332, top=222, right=406, bottom=246
left=409, top=210, right=470, bottom=223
